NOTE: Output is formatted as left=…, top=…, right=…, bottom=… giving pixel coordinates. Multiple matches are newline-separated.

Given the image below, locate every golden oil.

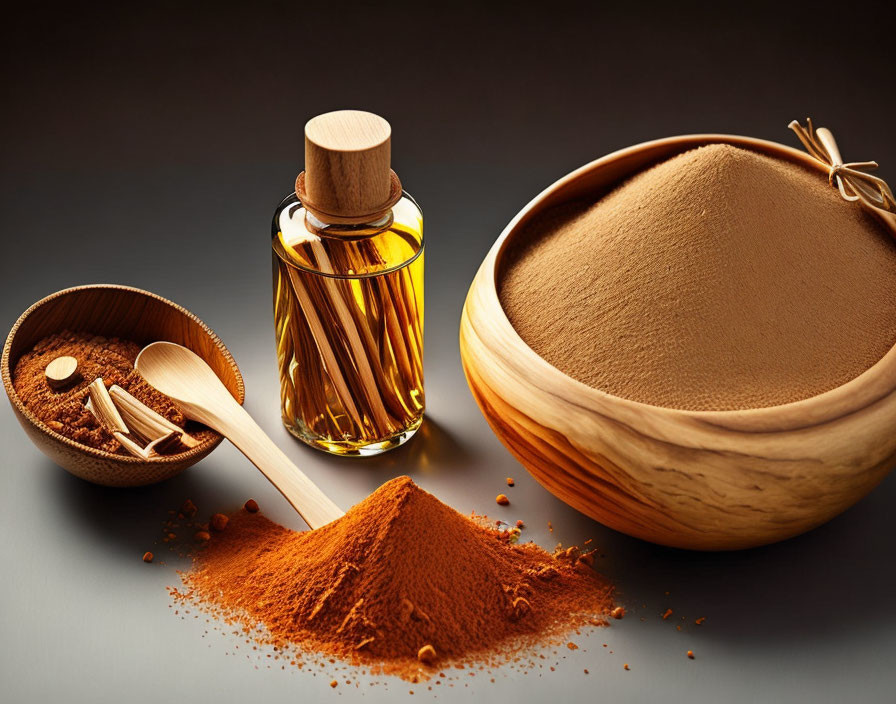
left=272, top=193, right=424, bottom=456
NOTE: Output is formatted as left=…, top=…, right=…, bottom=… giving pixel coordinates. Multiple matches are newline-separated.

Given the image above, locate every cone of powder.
left=499, top=144, right=896, bottom=411
left=176, top=477, right=614, bottom=679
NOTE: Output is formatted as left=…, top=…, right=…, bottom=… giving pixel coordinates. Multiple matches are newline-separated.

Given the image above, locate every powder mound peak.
left=500, top=143, right=896, bottom=410
left=178, top=477, right=614, bottom=679
left=300, top=476, right=534, bottom=651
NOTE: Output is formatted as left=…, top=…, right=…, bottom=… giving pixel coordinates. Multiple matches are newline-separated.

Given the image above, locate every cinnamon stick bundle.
left=274, top=231, right=423, bottom=447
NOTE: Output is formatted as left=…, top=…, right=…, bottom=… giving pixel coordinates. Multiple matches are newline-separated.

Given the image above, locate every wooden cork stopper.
left=298, top=110, right=402, bottom=223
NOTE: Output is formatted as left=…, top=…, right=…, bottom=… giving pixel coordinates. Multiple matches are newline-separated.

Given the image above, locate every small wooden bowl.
left=460, top=134, right=896, bottom=551
left=2, top=285, right=245, bottom=487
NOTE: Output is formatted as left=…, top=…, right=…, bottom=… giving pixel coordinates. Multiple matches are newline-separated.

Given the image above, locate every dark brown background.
left=3, top=1, right=894, bottom=317
left=1, top=3, right=894, bottom=703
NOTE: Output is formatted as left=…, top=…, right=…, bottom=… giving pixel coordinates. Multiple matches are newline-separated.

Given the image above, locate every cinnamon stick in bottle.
left=271, top=110, right=424, bottom=456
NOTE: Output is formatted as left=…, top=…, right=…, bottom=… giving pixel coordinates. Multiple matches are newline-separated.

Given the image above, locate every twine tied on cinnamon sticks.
left=789, top=118, right=895, bottom=215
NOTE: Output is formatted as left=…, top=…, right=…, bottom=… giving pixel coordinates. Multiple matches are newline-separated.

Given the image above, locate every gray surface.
left=2, top=3, right=895, bottom=703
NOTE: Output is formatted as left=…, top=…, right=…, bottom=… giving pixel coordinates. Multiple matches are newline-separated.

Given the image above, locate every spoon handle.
left=214, top=404, right=345, bottom=530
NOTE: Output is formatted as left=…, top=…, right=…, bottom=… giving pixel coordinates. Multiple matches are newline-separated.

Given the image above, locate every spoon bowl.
left=137, top=341, right=344, bottom=529
left=136, top=341, right=243, bottom=433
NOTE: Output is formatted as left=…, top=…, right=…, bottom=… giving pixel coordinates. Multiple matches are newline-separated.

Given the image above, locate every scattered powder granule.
left=417, top=645, right=437, bottom=665
left=171, top=477, right=615, bottom=681
left=500, top=144, right=896, bottom=410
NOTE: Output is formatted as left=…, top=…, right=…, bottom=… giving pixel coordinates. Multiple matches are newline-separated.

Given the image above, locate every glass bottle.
left=272, top=111, right=424, bottom=456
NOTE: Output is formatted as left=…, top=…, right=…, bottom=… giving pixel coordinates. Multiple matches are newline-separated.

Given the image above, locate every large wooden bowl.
left=460, top=134, right=896, bottom=550
left=2, top=285, right=245, bottom=487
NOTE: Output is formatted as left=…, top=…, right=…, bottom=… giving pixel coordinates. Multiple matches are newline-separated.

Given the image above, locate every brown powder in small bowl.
left=11, top=330, right=213, bottom=454
left=499, top=144, right=896, bottom=410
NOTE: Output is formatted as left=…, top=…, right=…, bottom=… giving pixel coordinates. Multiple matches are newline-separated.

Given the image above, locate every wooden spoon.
left=136, top=341, right=344, bottom=530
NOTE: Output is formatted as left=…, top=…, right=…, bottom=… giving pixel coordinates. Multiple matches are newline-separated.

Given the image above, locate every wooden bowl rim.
left=1, top=284, right=246, bottom=465
left=484, top=132, right=896, bottom=422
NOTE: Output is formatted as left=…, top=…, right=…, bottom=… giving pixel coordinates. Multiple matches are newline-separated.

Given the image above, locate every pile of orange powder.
left=171, top=477, right=615, bottom=680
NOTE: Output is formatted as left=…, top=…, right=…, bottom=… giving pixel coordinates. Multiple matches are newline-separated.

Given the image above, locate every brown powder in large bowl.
left=500, top=144, right=896, bottom=410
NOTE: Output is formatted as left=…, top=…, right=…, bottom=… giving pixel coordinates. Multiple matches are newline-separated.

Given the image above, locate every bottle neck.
left=303, top=208, right=395, bottom=240
left=295, top=169, right=403, bottom=227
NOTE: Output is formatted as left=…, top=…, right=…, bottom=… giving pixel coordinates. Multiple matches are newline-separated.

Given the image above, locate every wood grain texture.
left=44, top=355, right=79, bottom=389
left=2, top=285, right=245, bottom=487
left=109, top=384, right=200, bottom=449
left=299, top=110, right=401, bottom=224
left=460, top=134, right=896, bottom=550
